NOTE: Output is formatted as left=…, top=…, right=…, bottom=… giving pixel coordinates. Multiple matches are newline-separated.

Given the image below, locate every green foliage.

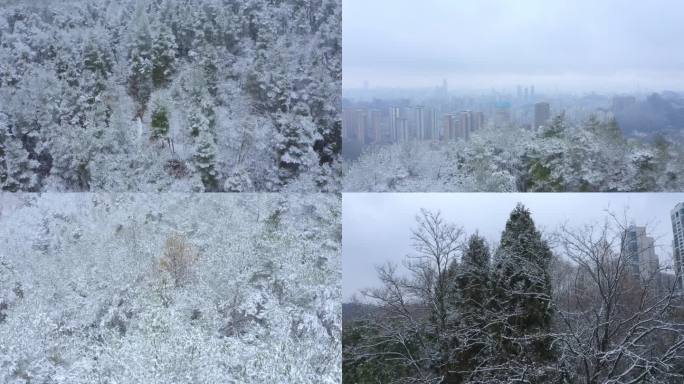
left=151, top=23, right=177, bottom=88
left=150, top=105, right=170, bottom=138
left=492, top=204, right=555, bottom=363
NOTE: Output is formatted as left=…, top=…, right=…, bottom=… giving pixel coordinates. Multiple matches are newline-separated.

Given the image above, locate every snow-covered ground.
left=0, top=193, right=341, bottom=383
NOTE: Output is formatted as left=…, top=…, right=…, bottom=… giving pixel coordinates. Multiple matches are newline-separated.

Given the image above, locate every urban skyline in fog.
left=343, top=0, right=684, bottom=91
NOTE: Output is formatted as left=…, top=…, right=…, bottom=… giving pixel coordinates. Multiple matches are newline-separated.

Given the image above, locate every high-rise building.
left=415, top=106, right=425, bottom=140
left=389, top=106, right=401, bottom=142
left=369, top=109, right=382, bottom=143
left=396, top=118, right=409, bottom=143
left=342, top=108, right=355, bottom=140
left=623, top=225, right=660, bottom=283
left=672, top=202, right=684, bottom=289
left=429, top=109, right=439, bottom=140
left=355, top=109, right=367, bottom=145
left=459, top=111, right=472, bottom=140
left=530, top=85, right=535, bottom=99
left=494, top=101, right=512, bottom=125
left=443, top=114, right=457, bottom=141
left=473, top=111, right=485, bottom=131
left=516, top=85, right=522, bottom=99
left=534, top=102, right=551, bottom=129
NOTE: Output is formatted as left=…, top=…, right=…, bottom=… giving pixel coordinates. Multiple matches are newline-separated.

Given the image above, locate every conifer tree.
left=151, top=22, right=177, bottom=89
left=150, top=103, right=170, bottom=139
left=274, top=104, right=319, bottom=186
left=491, top=204, right=555, bottom=373
left=190, top=109, right=218, bottom=192
left=127, top=4, right=153, bottom=116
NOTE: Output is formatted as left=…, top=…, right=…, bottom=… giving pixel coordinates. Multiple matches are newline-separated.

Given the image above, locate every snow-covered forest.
left=344, top=115, right=684, bottom=192
left=0, top=193, right=341, bottom=383
left=343, top=205, right=684, bottom=383
left=0, top=0, right=341, bottom=192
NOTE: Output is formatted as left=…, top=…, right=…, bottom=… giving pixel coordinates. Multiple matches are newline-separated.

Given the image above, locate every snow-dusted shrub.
left=159, top=233, right=198, bottom=287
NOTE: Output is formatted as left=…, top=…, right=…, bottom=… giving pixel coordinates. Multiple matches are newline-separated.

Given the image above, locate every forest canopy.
left=0, top=0, right=341, bottom=192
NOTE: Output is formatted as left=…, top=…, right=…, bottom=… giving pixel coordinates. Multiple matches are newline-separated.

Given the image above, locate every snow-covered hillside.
left=0, top=193, right=341, bottom=383
left=0, top=0, right=341, bottom=192
left=344, top=115, right=684, bottom=192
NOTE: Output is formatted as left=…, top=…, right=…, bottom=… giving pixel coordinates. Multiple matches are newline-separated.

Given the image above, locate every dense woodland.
left=0, top=0, right=341, bottom=192
left=344, top=115, right=684, bottom=192
left=343, top=206, right=684, bottom=383
left=0, top=193, right=341, bottom=383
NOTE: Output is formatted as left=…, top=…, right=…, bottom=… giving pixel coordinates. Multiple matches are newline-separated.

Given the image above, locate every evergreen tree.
left=1, top=129, right=39, bottom=192
left=448, top=234, right=491, bottom=382
left=491, top=204, right=556, bottom=376
left=127, top=4, right=153, bottom=116
left=150, top=103, right=170, bottom=139
left=542, top=112, right=567, bottom=138
left=190, top=109, right=218, bottom=191
left=274, top=104, right=319, bottom=186
left=151, top=22, right=177, bottom=89
left=456, top=234, right=491, bottom=324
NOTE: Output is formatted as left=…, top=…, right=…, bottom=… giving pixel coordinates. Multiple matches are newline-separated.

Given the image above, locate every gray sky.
left=343, top=0, right=684, bottom=92
left=342, top=193, right=684, bottom=300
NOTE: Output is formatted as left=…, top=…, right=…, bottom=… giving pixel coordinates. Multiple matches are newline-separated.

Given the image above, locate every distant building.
left=428, top=108, right=439, bottom=140
left=460, top=111, right=472, bottom=140
left=672, top=202, right=684, bottom=289
left=342, top=108, right=355, bottom=140
left=369, top=109, right=382, bottom=143
left=494, top=101, right=512, bottom=125
left=473, top=111, right=485, bottom=131
left=389, top=106, right=401, bottom=142
left=355, top=109, right=367, bottom=145
left=534, top=102, right=551, bottom=129
left=442, top=114, right=458, bottom=141
left=396, top=118, right=409, bottom=143
left=414, top=106, right=425, bottom=140
left=623, top=225, right=660, bottom=284
left=612, top=95, right=636, bottom=112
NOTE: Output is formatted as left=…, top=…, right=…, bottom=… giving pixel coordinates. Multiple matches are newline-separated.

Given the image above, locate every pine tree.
left=274, top=105, right=320, bottom=186
left=456, top=234, right=490, bottom=324
left=150, top=103, right=170, bottom=139
left=127, top=4, right=153, bottom=116
left=1, top=130, right=39, bottom=192
left=151, top=22, right=177, bottom=89
left=542, top=112, right=567, bottom=138
left=492, top=204, right=555, bottom=372
left=449, top=234, right=491, bottom=382
left=190, top=109, right=218, bottom=192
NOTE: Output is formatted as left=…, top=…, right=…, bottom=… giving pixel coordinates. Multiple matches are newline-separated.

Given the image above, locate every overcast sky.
left=343, top=0, right=684, bottom=92
left=342, top=193, right=684, bottom=300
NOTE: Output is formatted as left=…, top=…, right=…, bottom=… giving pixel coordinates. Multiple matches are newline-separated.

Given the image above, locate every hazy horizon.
left=343, top=0, right=684, bottom=92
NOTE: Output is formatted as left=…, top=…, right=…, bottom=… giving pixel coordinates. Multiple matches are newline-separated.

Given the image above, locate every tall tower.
left=672, top=202, right=684, bottom=289
left=415, top=106, right=425, bottom=140
left=389, top=106, right=401, bottom=142
left=623, top=225, right=660, bottom=283
left=430, top=109, right=439, bottom=140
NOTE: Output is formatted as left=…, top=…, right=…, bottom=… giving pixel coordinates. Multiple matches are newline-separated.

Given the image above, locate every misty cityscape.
left=343, top=82, right=684, bottom=160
